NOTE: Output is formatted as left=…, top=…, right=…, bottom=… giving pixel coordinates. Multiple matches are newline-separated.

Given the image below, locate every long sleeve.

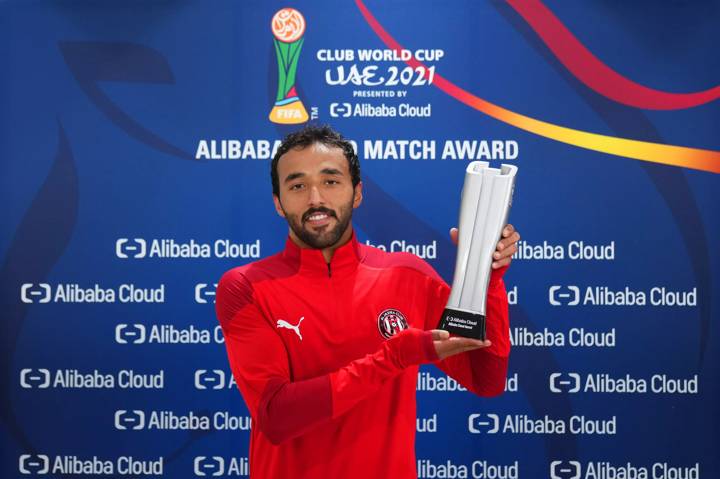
left=424, top=265, right=511, bottom=397
left=215, top=269, right=438, bottom=445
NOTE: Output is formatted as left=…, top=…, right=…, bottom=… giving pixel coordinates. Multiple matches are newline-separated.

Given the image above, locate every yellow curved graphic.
left=355, top=0, right=720, bottom=174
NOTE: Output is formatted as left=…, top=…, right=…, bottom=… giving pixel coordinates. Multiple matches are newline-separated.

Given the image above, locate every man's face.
left=273, top=143, right=362, bottom=249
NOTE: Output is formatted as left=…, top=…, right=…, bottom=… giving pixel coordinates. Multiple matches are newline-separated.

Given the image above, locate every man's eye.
left=325, top=180, right=339, bottom=185
left=290, top=184, right=304, bottom=190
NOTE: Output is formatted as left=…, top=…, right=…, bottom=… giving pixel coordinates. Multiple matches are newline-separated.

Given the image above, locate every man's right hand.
left=430, top=329, right=491, bottom=360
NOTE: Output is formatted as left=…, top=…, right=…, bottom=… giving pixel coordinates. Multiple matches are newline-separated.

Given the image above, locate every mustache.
left=302, top=207, right=337, bottom=222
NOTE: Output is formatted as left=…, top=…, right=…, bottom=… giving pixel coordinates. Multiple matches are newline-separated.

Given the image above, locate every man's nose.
left=308, top=185, right=325, bottom=205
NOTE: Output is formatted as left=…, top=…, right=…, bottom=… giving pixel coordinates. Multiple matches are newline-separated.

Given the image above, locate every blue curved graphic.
left=0, top=120, right=78, bottom=458
left=59, top=41, right=193, bottom=161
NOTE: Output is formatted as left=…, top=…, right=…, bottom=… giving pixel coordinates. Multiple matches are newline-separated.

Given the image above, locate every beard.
left=282, top=194, right=354, bottom=249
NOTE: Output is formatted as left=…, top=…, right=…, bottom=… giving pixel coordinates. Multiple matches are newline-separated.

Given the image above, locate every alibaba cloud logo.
left=19, top=454, right=49, bottom=474
left=549, top=373, right=581, bottom=393
left=115, top=410, right=145, bottom=430
left=550, top=460, right=581, bottom=479
left=194, top=456, right=225, bottom=476
left=20, top=369, right=51, bottom=388
left=116, top=238, right=147, bottom=258
left=20, top=283, right=51, bottom=303
left=468, top=413, right=500, bottom=434
left=116, top=323, right=147, bottom=344
left=195, top=369, right=226, bottom=390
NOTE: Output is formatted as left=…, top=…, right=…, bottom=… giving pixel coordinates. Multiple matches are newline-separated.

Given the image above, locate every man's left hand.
left=449, top=224, right=520, bottom=269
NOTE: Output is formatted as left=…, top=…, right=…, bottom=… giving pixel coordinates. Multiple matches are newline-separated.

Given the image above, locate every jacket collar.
left=282, top=229, right=363, bottom=278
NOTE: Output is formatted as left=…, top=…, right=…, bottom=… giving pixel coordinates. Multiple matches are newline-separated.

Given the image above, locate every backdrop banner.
left=2, top=1, right=718, bottom=478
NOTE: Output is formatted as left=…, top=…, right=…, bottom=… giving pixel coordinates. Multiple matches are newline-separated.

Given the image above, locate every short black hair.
left=271, top=124, right=360, bottom=197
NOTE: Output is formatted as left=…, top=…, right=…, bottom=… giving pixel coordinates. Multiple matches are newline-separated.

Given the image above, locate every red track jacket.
left=215, top=231, right=510, bottom=478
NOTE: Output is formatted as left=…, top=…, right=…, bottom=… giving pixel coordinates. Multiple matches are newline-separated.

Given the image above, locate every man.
left=215, top=125, right=519, bottom=478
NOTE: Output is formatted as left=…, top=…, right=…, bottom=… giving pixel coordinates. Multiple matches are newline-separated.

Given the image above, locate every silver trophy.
left=438, top=161, right=517, bottom=339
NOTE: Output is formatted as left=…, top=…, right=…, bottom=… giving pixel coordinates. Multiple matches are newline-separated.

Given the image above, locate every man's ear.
left=352, top=181, right=363, bottom=209
left=273, top=194, right=286, bottom=218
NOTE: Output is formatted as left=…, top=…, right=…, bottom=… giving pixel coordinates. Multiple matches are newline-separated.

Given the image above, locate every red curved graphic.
left=507, top=0, right=720, bottom=110
left=355, top=0, right=720, bottom=174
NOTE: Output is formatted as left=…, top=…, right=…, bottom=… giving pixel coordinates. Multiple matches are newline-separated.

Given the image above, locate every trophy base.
left=437, top=308, right=486, bottom=340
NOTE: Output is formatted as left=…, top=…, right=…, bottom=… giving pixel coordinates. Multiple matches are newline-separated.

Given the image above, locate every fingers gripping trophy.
left=269, top=8, right=309, bottom=124
left=438, top=162, right=518, bottom=339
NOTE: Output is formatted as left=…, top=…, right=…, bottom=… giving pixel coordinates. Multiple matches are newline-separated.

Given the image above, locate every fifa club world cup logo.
left=269, top=8, right=309, bottom=124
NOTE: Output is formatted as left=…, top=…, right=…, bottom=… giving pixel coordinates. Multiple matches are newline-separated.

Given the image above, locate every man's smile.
left=304, top=209, right=336, bottom=228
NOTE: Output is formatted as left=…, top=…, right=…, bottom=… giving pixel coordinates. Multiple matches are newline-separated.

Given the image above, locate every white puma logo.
left=276, top=316, right=304, bottom=341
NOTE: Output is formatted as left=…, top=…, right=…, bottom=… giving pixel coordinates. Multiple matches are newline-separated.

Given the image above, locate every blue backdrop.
left=2, top=1, right=718, bottom=478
